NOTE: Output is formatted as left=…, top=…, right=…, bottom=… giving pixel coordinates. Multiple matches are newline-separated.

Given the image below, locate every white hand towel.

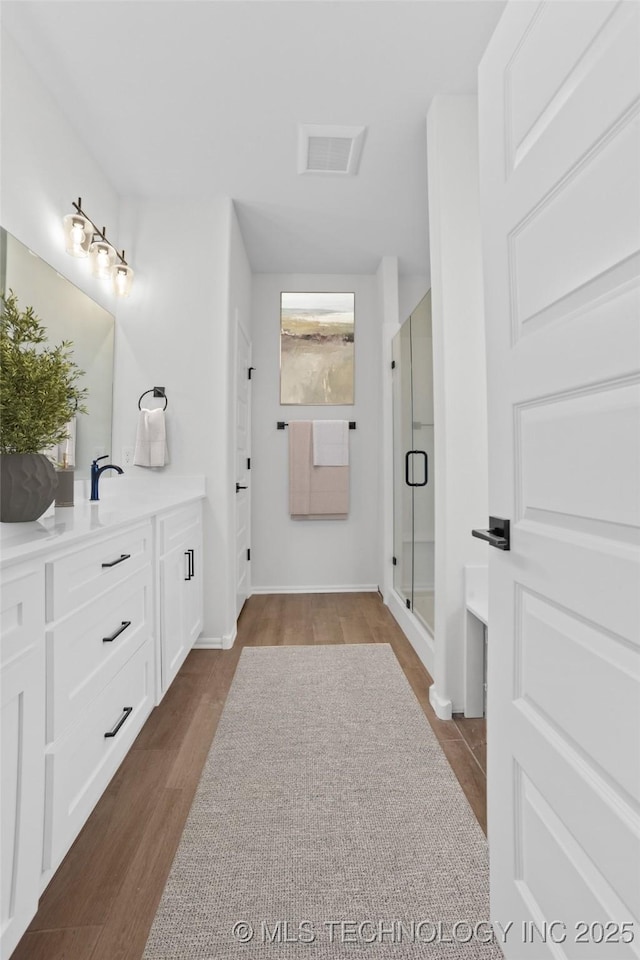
left=134, top=408, right=169, bottom=467
left=312, top=420, right=349, bottom=466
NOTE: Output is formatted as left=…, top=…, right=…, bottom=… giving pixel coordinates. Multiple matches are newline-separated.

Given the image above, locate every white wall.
left=250, top=273, right=381, bottom=592
left=0, top=30, right=118, bottom=312
left=398, top=275, right=430, bottom=325
left=426, top=95, right=489, bottom=717
left=112, top=197, right=251, bottom=645
left=1, top=29, right=249, bottom=645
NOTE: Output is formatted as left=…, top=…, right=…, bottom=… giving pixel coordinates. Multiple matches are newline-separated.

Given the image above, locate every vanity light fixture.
left=112, top=262, right=134, bottom=297
left=88, top=239, right=116, bottom=279
left=63, top=198, right=134, bottom=297
left=62, top=213, right=93, bottom=257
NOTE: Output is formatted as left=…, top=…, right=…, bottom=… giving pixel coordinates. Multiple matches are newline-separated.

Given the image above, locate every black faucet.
left=90, top=455, right=124, bottom=501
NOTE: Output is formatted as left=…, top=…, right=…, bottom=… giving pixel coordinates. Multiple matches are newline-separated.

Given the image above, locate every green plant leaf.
left=0, top=290, right=88, bottom=454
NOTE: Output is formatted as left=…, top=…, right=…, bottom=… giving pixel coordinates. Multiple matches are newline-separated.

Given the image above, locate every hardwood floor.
left=14, top=593, right=487, bottom=960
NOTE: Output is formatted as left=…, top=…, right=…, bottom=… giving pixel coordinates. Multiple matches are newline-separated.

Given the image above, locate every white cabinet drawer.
left=44, top=637, right=154, bottom=874
left=158, top=502, right=202, bottom=556
left=45, top=521, right=152, bottom=621
left=1, top=567, right=43, bottom=671
left=46, top=567, right=152, bottom=743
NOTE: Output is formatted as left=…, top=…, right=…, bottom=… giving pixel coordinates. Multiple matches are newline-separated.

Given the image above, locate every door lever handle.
left=235, top=483, right=248, bottom=492
left=472, top=517, right=510, bottom=551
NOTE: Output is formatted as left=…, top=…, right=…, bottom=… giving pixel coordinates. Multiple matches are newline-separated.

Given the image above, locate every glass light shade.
left=63, top=214, right=92, bottom=257
left=89, top=240, right=117, bottom=279
left=111, top=262, right=134, bottom=297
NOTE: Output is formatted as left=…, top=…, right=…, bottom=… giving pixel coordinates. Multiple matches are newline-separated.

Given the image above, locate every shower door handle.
left=405, top=450, right=428, bottom=487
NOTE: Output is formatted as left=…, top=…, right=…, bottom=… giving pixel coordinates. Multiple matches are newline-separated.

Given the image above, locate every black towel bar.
left=277, top=421, right=356, bottom=430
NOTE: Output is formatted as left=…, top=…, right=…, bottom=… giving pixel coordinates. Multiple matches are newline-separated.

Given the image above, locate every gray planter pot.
left=0, top=453, right=58, bottom=522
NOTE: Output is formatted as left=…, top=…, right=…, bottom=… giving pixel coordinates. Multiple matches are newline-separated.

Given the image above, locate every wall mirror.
left=0, top=228, right=115, bottom=478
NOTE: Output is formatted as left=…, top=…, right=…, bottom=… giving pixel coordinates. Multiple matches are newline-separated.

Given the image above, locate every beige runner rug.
left=143, top=644, right=502, bottom=959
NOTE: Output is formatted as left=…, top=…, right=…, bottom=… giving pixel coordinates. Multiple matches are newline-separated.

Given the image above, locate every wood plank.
left=87, top=789, right=192, bottom=960
left=282, top=617, right=315, bottom=645
left=132, top=670, right=218, bottom=751
left=453, top=716, right=487, bottom=773
left=312, top=614, right=344, bottom=644
left=165, top=694, right=224, bottom=792
left=440, top=738, right=487, bottom=835
left=244, top=616, right=282, bottom=646
left=11, top=925, right=103, bottom=960
left=339, top=615, right=375, bottom=643
left=30, top=748, right=174, bottom=929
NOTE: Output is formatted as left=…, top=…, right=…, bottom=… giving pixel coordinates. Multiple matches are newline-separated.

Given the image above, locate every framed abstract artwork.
left=280, top=291, right=355, bottom=404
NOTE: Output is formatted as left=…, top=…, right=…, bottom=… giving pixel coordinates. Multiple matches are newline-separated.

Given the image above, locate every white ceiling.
left=3, top=1, right=506, bottom=275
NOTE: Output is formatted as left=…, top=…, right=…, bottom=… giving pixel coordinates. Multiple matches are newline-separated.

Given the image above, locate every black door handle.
left=102, top=621, right=132, bottom=643
left=236, top=483, right=248, bottom=492
left=184, top=548, right=194, bottom=580
left=404, top=450, right=428, bottom=487
left=472, top=517, right=510, bottom=551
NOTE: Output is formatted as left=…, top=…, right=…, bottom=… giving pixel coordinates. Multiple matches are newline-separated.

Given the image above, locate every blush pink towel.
left=289, top=421, right=349, bottom=520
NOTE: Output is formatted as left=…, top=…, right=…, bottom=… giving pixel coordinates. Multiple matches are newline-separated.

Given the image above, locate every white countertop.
left=0, top=475, right=205, bottom=567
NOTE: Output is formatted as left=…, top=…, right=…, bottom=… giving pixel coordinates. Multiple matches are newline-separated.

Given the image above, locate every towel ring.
left=138, top=387, right=168, bottom=411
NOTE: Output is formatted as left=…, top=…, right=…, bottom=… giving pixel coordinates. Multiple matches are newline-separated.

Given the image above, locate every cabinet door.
left=1, top=569, right=44, bottom=960
left=184, top=533, right=203, bottom=648
left=159, top=546, right=189, bottom=692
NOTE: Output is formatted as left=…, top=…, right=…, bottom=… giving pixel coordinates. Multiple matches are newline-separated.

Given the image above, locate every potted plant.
left=0, top=290, right=87, bottom=522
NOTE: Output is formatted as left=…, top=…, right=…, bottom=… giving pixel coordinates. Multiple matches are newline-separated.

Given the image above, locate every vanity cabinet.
left=42, top=521, right=155, bottom=879
left=1, top=566, right=45, bottom=960
left=158, top=503, right=203, bottom=693
left=0, top=489, right=204, bottom=959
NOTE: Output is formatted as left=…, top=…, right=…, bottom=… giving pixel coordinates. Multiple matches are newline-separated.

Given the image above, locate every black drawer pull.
left=104, top=706, right=133, bottom=738
left=101, top=553, right=131, bottom=569
left=184, top=548, right=194, bottom=581
left=102, top=621, right=132, bottom=643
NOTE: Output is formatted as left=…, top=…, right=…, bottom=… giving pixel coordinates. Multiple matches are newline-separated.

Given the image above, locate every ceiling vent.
left=298, top=124, right=367, bottom=176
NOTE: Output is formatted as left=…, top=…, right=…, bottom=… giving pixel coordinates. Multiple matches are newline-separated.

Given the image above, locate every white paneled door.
left=479, top=2, right=640, bottom=957
left=236, top=321, right=252, bottom=617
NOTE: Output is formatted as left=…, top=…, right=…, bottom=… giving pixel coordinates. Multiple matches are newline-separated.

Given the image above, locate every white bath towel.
left=289, top=421, right=349, bottom=519
left=134, top=408, right=169, bottom=467
left=312, top=420, right=349, bottom=466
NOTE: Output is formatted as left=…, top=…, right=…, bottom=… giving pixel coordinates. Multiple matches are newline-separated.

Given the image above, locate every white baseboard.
left=194, top=625, right=237, bottom=650
left=194, top=637, right=224, bottom=649
left=429, top=683, right=453, bottom=720
left=386, top=590, right=435, bottom=677
left=250, top=584, right=379, bottom=595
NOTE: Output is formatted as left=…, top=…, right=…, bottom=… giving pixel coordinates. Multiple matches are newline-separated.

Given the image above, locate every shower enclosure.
left=392, top=291, right=435, bottom=632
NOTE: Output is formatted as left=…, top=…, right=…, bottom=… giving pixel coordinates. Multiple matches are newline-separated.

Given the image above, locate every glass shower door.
left=409, top=293, right=434, bottom=632
left=392, top=292, right=434, bottom=632
left=392, top=315, right=413, bottom=606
